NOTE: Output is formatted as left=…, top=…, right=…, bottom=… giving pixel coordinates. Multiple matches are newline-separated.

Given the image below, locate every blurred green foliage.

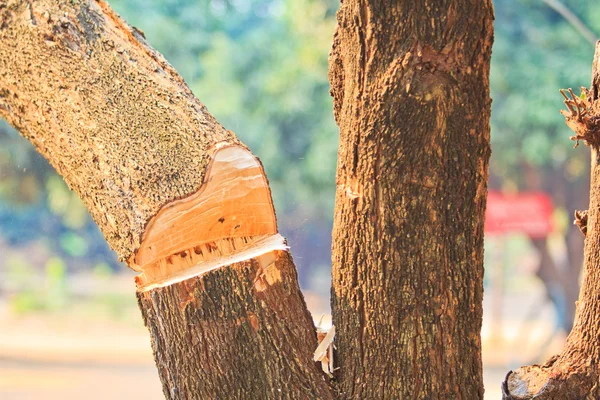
left=1, top=0, right=599, bottom=305
left=491, top=0, right=598, bottom=184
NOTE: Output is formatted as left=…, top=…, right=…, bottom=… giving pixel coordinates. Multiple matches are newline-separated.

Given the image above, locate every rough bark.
left=502, top=43, right=600, bottom=400
left=138, top=248, right=333, bottom=399
left=328, top=1, right=494, bottom=399
left=0, top=1, right=334, bottom=398
left=523, top=163, right=587, bottom=334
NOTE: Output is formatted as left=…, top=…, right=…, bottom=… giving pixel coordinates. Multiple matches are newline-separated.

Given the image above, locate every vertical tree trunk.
left=328, top=1, right=494, bottom=398
left=0, top=1, right=334, bottom=398
left=503, top=43, right=600, bottom=400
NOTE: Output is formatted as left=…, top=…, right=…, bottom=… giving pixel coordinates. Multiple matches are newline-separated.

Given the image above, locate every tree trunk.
left=0, top=1, right=333, bottom=398
left=502, top=43, right=600, bottom=400
left=137, top=248, right=331, bottom=399
left=328, top=1, right=494, bottom=398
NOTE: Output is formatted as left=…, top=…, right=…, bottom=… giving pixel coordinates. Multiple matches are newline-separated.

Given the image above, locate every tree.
left=328, top=0, right=493, bottom=397
left=0, top=1, right=331, bottom=397
left=0, top=0, right=493, bottom=398
left=502, top=44, right=600, bottom=399
left=491, top=0, right=600, bottom=336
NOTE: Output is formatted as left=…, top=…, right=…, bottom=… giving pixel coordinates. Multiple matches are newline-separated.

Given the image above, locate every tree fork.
left=0, top=1, right=333, bottom=398
left=502, top=43, right=600, bottom=400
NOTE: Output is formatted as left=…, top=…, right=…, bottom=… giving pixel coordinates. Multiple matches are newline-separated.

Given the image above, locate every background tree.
left=328, top=0, right=493, bottom=397
left=503, top=44, right=600, bottom=399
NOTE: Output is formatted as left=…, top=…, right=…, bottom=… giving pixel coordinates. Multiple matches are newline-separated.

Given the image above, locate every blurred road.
left=0, top=357, right=162, bottom=400
left=0, top=287, right=561, bottom=399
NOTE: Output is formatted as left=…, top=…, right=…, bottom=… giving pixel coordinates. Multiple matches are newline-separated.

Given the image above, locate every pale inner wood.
left=140, top=235, right=288, bottom=292
left=132, top=145, right=278, bottom=287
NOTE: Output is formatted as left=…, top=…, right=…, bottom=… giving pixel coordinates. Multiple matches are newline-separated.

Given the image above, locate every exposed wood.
left=502, top=43, right=600, bottom=400
left=328, top=0, right=494, bottom=398
left=133, top=145, right=277, bottom=288
left=0, top=1, right=335, bottom=398
left=574, top=209, right=588, bottom=236
left=314, top=324, right=335, bottom=377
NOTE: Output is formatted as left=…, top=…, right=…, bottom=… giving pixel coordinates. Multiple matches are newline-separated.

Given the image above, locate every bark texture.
left=329, top=1, right=494, bottom=398
left=0, top=1, right=334, bottom=398
left=0, top=0, right=238, bottom=262
left=138, top=249, right=334, bottom=399
left=503, top=43, right=600, bottom=400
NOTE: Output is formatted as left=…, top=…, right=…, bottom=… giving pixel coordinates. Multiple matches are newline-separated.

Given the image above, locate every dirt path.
left=0, top=357, right=162, bottom=400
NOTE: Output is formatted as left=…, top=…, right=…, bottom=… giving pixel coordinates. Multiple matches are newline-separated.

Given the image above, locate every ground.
left=0, top=270, right=562, bottom=399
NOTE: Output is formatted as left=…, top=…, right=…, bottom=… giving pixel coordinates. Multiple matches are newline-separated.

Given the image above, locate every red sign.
left=485, top=191, right=553, bottom=238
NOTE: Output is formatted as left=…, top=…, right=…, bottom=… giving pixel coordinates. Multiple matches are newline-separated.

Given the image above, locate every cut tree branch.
left=0, top=1, right=333, bottom=398
left=502, top=42, right=600, bottom=400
